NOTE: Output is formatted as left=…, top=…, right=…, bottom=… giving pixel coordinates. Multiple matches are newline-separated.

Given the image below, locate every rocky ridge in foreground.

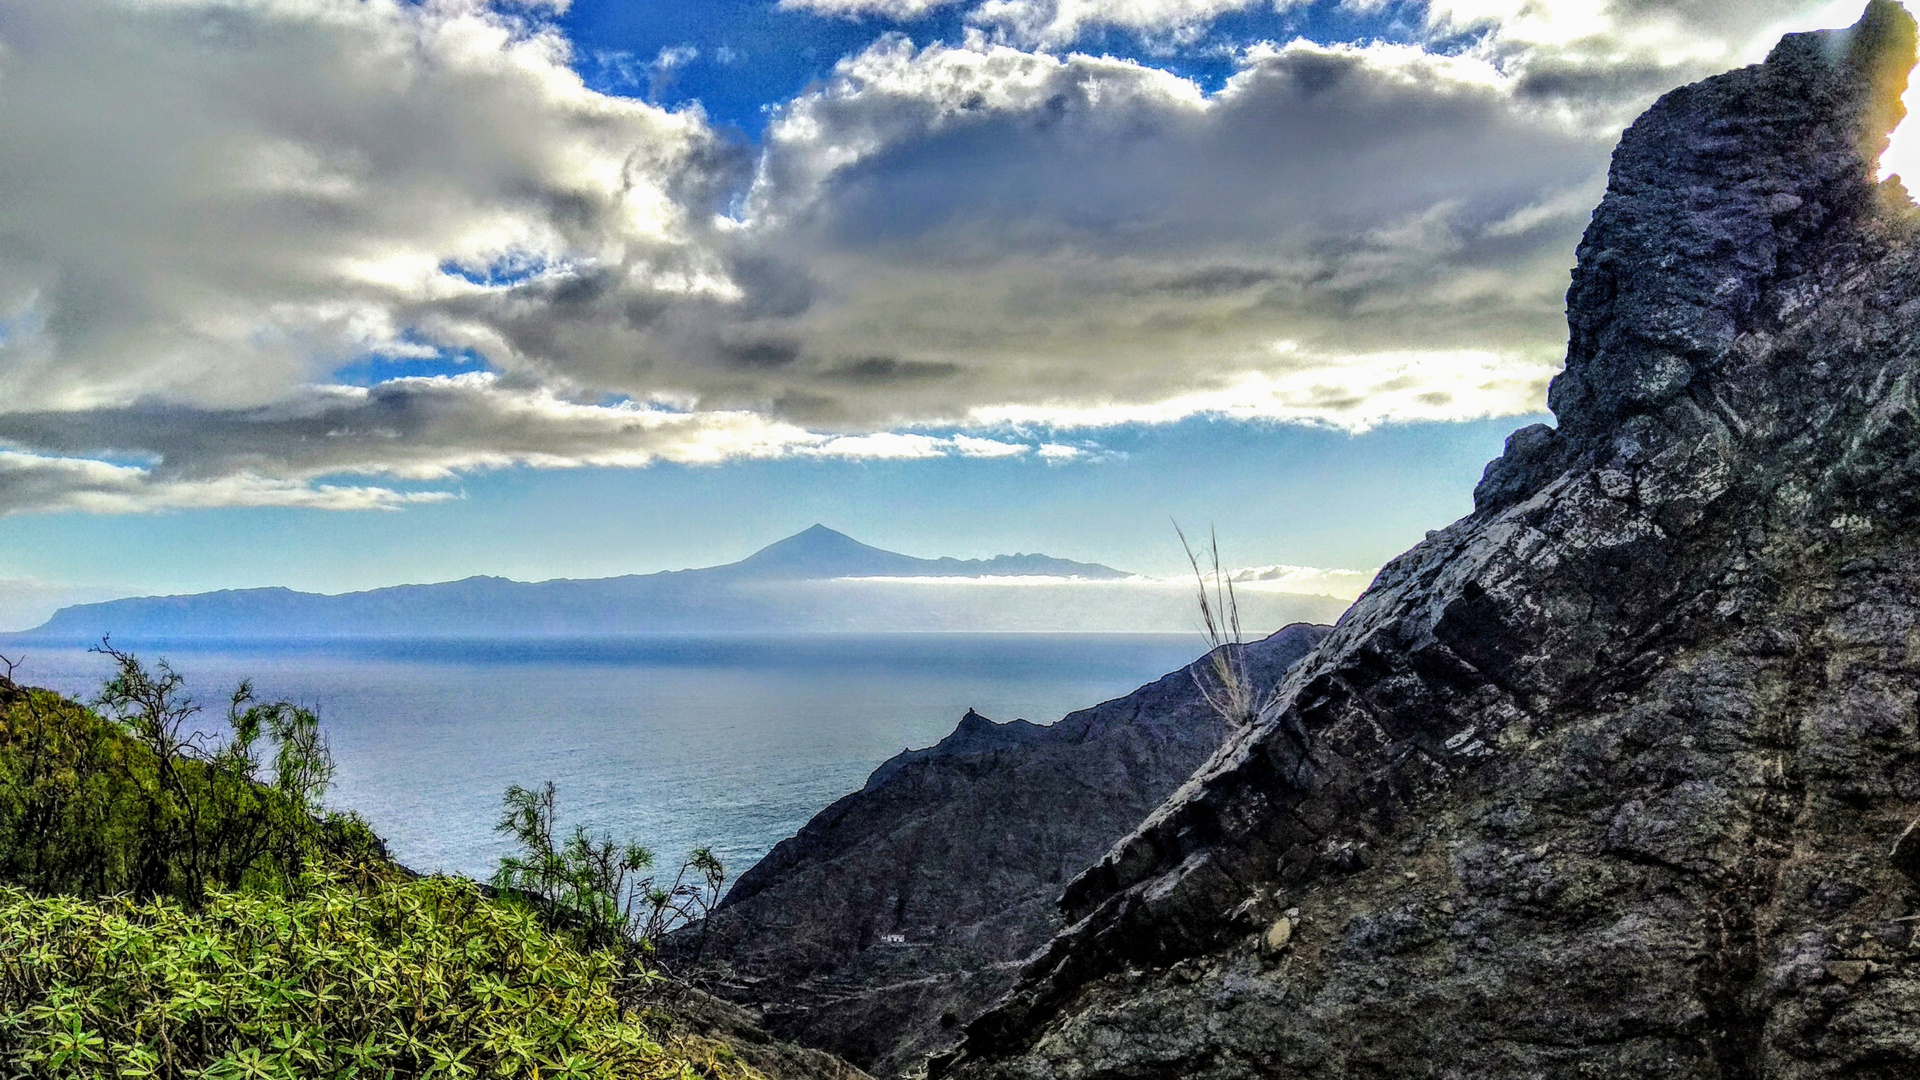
left=941, top=4, right=1920, bottom=1077
left=675, top=625, right=1330, bottom=1078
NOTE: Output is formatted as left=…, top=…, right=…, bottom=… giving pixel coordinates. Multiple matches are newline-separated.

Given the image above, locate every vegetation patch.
left=0, top=649, right=381, bottom=904
left=0, top=866, right=751, bottom=1079
left=0, top=651, right=761, bottom=1079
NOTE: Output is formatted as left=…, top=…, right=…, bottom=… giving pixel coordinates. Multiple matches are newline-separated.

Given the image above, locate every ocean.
left=5, top=634, right=1205, bottom=890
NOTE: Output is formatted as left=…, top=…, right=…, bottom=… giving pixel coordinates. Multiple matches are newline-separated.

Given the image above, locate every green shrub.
left=0, top=866, right=752, bottom=1079
left=0, top=650, right=380, bottom=906
left=493, top=782, right=724, bottom=955
left=0, top=659, right=748, bottom=1076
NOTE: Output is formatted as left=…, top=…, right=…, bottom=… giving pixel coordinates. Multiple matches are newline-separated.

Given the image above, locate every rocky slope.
left=646, top=984, right=876, bottom=1080
left=671, top=625, right=1330, bottom=1078
left=939, top=4, right=1920, bottom=1078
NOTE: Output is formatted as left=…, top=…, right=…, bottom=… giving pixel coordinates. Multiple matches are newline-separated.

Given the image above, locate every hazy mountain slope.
left=727, top=525, right=1127, bottom=581
left=675, top=625, right=1331, bottom=1077
left=11, top=526, right=1143, bottom=640
left=941, top=6, right=1920, bottom=1078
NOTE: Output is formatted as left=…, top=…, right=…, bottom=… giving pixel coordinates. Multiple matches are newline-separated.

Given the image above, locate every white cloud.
left=952, top=434, right=1034, bottom=457
left=0, top=451, right=452, bottom=516
left=845, top=565, right=1379, bottom=600
left=725, top=35, right=1607, bottom=425
left=1410, top=0, right=1882, bottom=136
left=654, top=44, right=699, bottom=69
left=1435, top=1, right=1920, bottom=181
left=759, top=573, right=1354, bottom=631
left=967, top=0, right=1279, bottom=48
left=1428, top=0, right=1851, bottom=58
left=760, top=558, right=1383, bottom=635
left=780, top=0, right=967, bottom=19
left=0, top=0, right=734, bottom=415
left=1404, top=0, right=1920, bottom=190
left=805, top=432, right=952, bottom=459
left=1228, top=563, right=1377, bottom=601
left=970, top=346, right=1565, bottom=432
left=0, top=373, right=1084, bottom=511
left=0, top=0, right=1879, bottom=517
left=801, top=431, right=1050, bottom=459
left=792, top=0, right=1849, bottom=58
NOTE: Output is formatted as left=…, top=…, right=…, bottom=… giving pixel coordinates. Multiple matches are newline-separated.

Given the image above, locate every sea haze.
left=8, top=634, right=1208, bottom=889
left=11, top=526, right=1351, bottom=638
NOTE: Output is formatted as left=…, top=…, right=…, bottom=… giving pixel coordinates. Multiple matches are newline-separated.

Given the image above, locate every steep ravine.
left=671, top=625, right=1330, bottom=1078
left=937, top=4, right=1920, bottom=1078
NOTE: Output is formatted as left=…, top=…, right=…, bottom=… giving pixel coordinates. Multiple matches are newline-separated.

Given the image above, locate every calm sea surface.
left=7, top=635, right=1202, bottom=889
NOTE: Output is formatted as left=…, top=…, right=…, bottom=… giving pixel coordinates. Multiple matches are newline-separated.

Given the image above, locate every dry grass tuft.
left=1176, top=522, right=1275, bottom=729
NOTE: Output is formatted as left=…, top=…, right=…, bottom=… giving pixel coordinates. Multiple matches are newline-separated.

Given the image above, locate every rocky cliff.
left=671, top=625, right=1330, bottom=1078
left=940, top=4, right=1920, bottom=1078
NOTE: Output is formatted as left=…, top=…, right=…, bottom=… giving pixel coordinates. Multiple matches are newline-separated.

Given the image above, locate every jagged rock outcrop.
left=644, top=983, right=875, bottom=1080
left=671, top=625, right=1330, bottom=1078
left=942, top=5, right=1920, bottom=1078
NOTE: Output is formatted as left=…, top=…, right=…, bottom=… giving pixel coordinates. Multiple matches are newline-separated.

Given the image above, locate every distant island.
left=10, top=525, right=1351, bottom=640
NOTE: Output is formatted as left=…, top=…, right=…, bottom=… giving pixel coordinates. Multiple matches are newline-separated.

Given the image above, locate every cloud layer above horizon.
left=0, top=0, right=1876, bottom=514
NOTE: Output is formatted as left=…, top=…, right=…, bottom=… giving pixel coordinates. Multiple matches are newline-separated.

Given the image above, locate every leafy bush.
left=0, top=866, right=751, bottom=1079
left=493, top=782, right=725, bottom=955
left=0, top=648, right=379, bottom=905
left=0, top=658, right=747, bottom=1076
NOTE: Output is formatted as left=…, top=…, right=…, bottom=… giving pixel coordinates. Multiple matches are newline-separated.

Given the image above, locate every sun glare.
left=1775, top=0, right=1920, bottom=184
left=1885, top=71, right=1920, bottom=184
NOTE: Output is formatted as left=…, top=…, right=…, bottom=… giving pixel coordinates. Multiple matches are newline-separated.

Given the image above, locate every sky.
left=0, top=0, right=1904, bottom=628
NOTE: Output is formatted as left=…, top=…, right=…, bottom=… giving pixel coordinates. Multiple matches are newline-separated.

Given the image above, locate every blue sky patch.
left=439, top=253, right=555, bottom=289
left=329, top=343, right=493, bottom=388
left=556, top=0, right=1438, bottom=134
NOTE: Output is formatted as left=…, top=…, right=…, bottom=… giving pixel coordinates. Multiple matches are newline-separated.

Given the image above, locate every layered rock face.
left=945, top=5, right=1920, bottom=1078
left=648, top=983, right=875, bottom=1080
left=673, top=625, right=1329, bottom=1078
